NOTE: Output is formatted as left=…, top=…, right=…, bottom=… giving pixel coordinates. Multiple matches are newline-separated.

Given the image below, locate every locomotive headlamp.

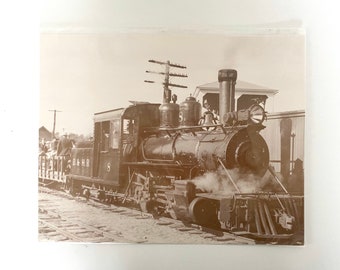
left=248, top=104, right=265, bottom=125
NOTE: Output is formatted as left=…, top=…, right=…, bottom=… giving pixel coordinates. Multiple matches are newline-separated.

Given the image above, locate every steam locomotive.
left=39, top=67, right=303, bottom=242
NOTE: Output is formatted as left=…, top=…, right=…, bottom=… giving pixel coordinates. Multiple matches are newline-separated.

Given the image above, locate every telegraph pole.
left=48, top=109, right=62, bottom=138
left=145, top=59, right=188, bottom=103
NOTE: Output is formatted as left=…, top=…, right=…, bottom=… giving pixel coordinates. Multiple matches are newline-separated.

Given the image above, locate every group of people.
left=39, top=133, right=74, bottom=158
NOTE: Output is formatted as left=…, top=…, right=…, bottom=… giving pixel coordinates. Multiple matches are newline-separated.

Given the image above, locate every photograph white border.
left=2, top=1, right=340, bottom=269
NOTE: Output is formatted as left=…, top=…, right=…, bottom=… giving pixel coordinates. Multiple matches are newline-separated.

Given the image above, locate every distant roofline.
left=194, top=80, right=278, bottom=97
left=39, top=126, right=51, bottom=132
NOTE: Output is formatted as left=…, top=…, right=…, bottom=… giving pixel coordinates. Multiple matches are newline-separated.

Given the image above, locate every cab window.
left=111, top=119, right=121, bottom=149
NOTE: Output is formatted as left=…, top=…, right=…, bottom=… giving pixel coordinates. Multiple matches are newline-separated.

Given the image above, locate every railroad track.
left=38, top=186, right=254, bottom=244
left=38, top=207, right=147, bottom=243
left=157, top=217, right=254, bottom=244
left=38, top=188, right=148, bottom=243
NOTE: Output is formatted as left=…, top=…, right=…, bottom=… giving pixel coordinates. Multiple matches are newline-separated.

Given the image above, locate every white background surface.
left=1, top=1, right=340, bottom=269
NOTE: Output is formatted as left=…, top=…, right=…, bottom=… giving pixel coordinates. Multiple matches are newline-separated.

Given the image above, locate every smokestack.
left=218, top=69, right=237, bottom=123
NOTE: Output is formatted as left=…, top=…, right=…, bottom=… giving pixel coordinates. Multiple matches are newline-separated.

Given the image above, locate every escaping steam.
left=191, top=166, right=284, bottom=194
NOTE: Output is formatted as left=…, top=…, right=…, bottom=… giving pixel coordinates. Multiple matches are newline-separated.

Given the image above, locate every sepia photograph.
left=39, top=31, right=305, bottom=245
left=2, top=0, right=339, bottom=269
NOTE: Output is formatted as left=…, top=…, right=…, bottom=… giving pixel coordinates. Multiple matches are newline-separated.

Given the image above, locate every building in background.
left=261, top=110, right=305, bottom=177
left=39, top=126, right=52, bottom=141
left=193, top=80, right=278, bottom=114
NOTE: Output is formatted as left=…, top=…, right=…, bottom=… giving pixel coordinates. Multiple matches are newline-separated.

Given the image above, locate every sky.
left=40, top=32, right=305, bottom=135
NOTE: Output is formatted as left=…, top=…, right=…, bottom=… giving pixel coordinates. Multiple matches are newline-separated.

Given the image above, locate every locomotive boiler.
left=140, top=69, right=269, bottom=178
left=38, top=65, right=304, bottom=242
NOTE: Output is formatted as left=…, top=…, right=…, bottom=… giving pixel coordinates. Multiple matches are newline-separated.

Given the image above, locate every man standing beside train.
left=57, top=132, right=73, bottom=172
left=57, top=132, right=73, bottom=156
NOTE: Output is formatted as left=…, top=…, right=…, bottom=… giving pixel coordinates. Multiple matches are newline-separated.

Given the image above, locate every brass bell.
left=202, top=111, right=215, bottom=127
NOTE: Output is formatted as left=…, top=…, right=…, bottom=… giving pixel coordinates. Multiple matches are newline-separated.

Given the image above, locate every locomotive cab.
left=92, top=109, right=123, bottom=185
left=90, top=104, right=161, bottom=189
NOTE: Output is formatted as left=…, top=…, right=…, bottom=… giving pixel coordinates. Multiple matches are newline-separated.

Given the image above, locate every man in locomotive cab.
left=202, top=99, right=211, bottom=114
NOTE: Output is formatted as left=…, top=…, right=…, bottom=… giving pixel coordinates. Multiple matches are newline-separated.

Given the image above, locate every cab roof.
left=93, top=103, right=161, bottom=123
